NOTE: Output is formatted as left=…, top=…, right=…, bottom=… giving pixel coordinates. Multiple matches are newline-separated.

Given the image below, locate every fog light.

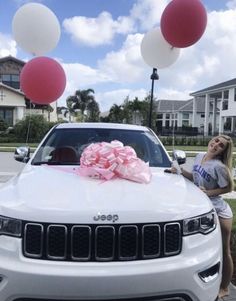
left=199, top=262, right=220, bottom=283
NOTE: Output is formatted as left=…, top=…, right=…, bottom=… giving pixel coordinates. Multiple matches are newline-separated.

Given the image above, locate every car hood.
left=0, top=164, right=213, bottom=223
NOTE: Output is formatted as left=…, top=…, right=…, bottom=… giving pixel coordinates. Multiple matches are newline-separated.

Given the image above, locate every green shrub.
left=160, top=136, right=214, bottom=147
left=0, top=119, right=8, bottom=131
left=0, top=134, right=18, bottom=143
left=14, top=115, right=50, bottom=143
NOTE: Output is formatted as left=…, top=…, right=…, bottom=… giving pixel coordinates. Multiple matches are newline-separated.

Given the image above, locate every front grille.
left=23, top=221, right=182, bottom=261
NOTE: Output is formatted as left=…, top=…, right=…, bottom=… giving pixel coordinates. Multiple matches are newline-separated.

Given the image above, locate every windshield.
left=31, top=128, right=171, bottom=168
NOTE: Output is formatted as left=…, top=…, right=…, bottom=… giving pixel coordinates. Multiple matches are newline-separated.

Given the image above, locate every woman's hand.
left=171, top=166, right=180, bottom=174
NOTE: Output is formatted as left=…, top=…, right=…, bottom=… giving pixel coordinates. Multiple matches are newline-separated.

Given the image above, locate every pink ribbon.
left=78, top=140, right=152, bottom=184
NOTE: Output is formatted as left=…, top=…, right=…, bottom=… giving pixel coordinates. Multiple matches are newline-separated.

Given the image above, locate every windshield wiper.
left=32, top=161, right=79, bottom=166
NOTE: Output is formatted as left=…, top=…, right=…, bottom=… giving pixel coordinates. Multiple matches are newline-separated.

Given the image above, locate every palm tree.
left=108, top=104, right=124, bottom=123
left=46, top=105, right=54, bottom=122
left=66, top=89, right=99, bottom=121
left=86, top=99, right=100, bottom=122
left=57, top=106, right=68, bottom=121
left=66, top=96, right=77, bottom=122
left=142, top=94, right=157, bottom=128
left=124, top=97, right=144, bottom=124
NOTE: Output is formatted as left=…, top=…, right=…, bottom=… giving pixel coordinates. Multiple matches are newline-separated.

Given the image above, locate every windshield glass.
left=31, top=128, right=171, bottom=167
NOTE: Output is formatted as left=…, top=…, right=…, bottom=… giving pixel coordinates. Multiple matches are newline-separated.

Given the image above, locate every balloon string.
left=25, top=101, right=31, bottom=145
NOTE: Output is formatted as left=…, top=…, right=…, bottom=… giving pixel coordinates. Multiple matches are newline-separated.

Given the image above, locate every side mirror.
left=173, top=149, right=186, bottom=165
left=14, top=146, right=30, bottom=163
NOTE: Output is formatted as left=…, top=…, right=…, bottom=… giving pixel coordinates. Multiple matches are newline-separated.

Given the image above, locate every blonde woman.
left=172, top=135, right=234, bottom=299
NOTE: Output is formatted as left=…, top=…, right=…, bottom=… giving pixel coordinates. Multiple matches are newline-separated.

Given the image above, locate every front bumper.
left=0, top=224, right=221, bottom=301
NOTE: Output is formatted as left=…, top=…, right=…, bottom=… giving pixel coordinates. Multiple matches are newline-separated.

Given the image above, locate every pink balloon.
left=20, top=56, right=66, bottom=104
left=160, top=0, right=207, bottom=48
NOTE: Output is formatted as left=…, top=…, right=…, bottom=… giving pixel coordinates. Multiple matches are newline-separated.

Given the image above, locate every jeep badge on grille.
left=93, top=214, right=119, bottom=223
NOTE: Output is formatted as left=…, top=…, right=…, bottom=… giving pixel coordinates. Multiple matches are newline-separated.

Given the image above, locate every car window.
left=32, top=128, right=171, bottom=167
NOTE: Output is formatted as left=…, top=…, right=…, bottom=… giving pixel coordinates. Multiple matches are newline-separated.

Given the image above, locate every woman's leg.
left=218, top=217, right=233, bottom=298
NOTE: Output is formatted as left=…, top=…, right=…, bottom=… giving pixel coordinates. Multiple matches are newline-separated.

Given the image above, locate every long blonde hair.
left=212, top=135, right=234, bottom=191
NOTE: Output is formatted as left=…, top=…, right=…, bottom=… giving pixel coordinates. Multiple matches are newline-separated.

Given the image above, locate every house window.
left=182, top=120, right=189, bottom=127
left=165, top=120, right=170, bottom=128
left=182, top=113, right=189, bottom=119
left=182, top=112, right=190, bottom=127
left=201, top=114, right=205, bottom=118
left=224, top=117, right=232, bottom=131
left=1, top=74, right=20, bottom=89
left=234, top=88, right=236, bottom=102
left=224, top=90, right=229, bottom=98
left=170, top=113, right=178, bottom=129
left=222, top=90, right=229, bottom=110
left=0, top=107, right=13, bottom=126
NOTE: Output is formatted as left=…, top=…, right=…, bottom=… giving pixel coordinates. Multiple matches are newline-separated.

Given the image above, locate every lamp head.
left=150, top=68, right=159, bottom=80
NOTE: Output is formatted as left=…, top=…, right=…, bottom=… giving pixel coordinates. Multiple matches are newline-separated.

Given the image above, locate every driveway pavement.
left=221, top=284, right=236, bottom=300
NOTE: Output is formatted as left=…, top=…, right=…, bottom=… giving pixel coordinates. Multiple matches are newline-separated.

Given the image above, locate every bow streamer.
left=79, top=140, right=152, bottom=184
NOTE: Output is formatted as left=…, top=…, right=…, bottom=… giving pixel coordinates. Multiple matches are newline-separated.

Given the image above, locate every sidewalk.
left=221, top=283, right=236, bottom=300
left=223, top=190, right=236, bottom=199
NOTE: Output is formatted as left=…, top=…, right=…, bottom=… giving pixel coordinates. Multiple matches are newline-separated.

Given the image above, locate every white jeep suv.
left=0, top=123, right=221, bottom=301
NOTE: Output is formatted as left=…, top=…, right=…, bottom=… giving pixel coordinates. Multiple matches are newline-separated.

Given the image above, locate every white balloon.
left=141, top=28, right=180, bottom=69
left=12, top=3, right=61, bottom=56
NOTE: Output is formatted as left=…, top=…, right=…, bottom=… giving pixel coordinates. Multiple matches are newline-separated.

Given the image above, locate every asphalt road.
left=0, top=151, right=25, bottom=182
left=0, top=151, right=25, bottom=172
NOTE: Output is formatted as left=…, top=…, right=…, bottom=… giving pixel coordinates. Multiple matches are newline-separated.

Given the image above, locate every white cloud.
left=156, top=87, right=192, bottom=101
left=62, top=0, right=169, bottom=48
left=98, top=33, right=145, bottom=83
left=57, top=62, right=112, bottom=106
left=130, top=0, right=168, bottom=30
left=96, top=88, right=148, bottom=112
left=63, top=12, right=135, bottom=47
left=0, top=33, right=18, bottom=57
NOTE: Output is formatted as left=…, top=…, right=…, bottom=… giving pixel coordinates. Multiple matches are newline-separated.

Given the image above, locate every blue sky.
left=0, top=0, right=236, bottom=112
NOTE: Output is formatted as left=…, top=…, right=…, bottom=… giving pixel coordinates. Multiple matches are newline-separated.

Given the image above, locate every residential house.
left=0, top=55, right=58, bottom=126
left=155, top=98, right=219, bottom=135
left=191, top=78, right=236, bottom=136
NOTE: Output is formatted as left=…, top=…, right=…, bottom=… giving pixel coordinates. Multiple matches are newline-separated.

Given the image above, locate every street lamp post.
left=148, top=68, right=159, bottom=128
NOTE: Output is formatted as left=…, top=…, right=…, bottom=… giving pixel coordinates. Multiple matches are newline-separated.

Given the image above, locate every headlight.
left=183, top=210, right=217, bottom=235
left=0, top=216, right=22, bottom=237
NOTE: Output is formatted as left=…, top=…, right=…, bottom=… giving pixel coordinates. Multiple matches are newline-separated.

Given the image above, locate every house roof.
left=156, top=99, right=188, bottom=112
left=0, top=55, right=25, bottom=66
left=156, top=98, right=217, bottom=113
left=190, top=78, right=236, bottom=96
left=0, top=82, right=25, bottom=96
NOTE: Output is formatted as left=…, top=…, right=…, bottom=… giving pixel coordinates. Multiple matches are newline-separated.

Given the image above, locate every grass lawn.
left=0, top=143, right=38, bottom=152
left=165, top=145, right=236, bottom=152
left=165, top=145, right=208, bottom=152
left=226, top=199, right=236, bottom=230
left=0, top=143, right=38, bottom=147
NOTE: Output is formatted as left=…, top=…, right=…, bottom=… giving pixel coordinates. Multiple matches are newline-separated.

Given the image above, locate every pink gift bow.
left=78, top=140, right=152, bottom=184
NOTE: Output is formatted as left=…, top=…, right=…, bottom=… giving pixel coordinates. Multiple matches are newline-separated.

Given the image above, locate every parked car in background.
left=0, top=122, right=221, bottom=301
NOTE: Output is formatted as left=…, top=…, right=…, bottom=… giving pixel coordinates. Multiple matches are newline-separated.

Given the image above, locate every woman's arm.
left=170, top=166, right=193, bottom=181
left=199, top=185, right=231, bottom=197
left=180, top=167, right=193, bottom=181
